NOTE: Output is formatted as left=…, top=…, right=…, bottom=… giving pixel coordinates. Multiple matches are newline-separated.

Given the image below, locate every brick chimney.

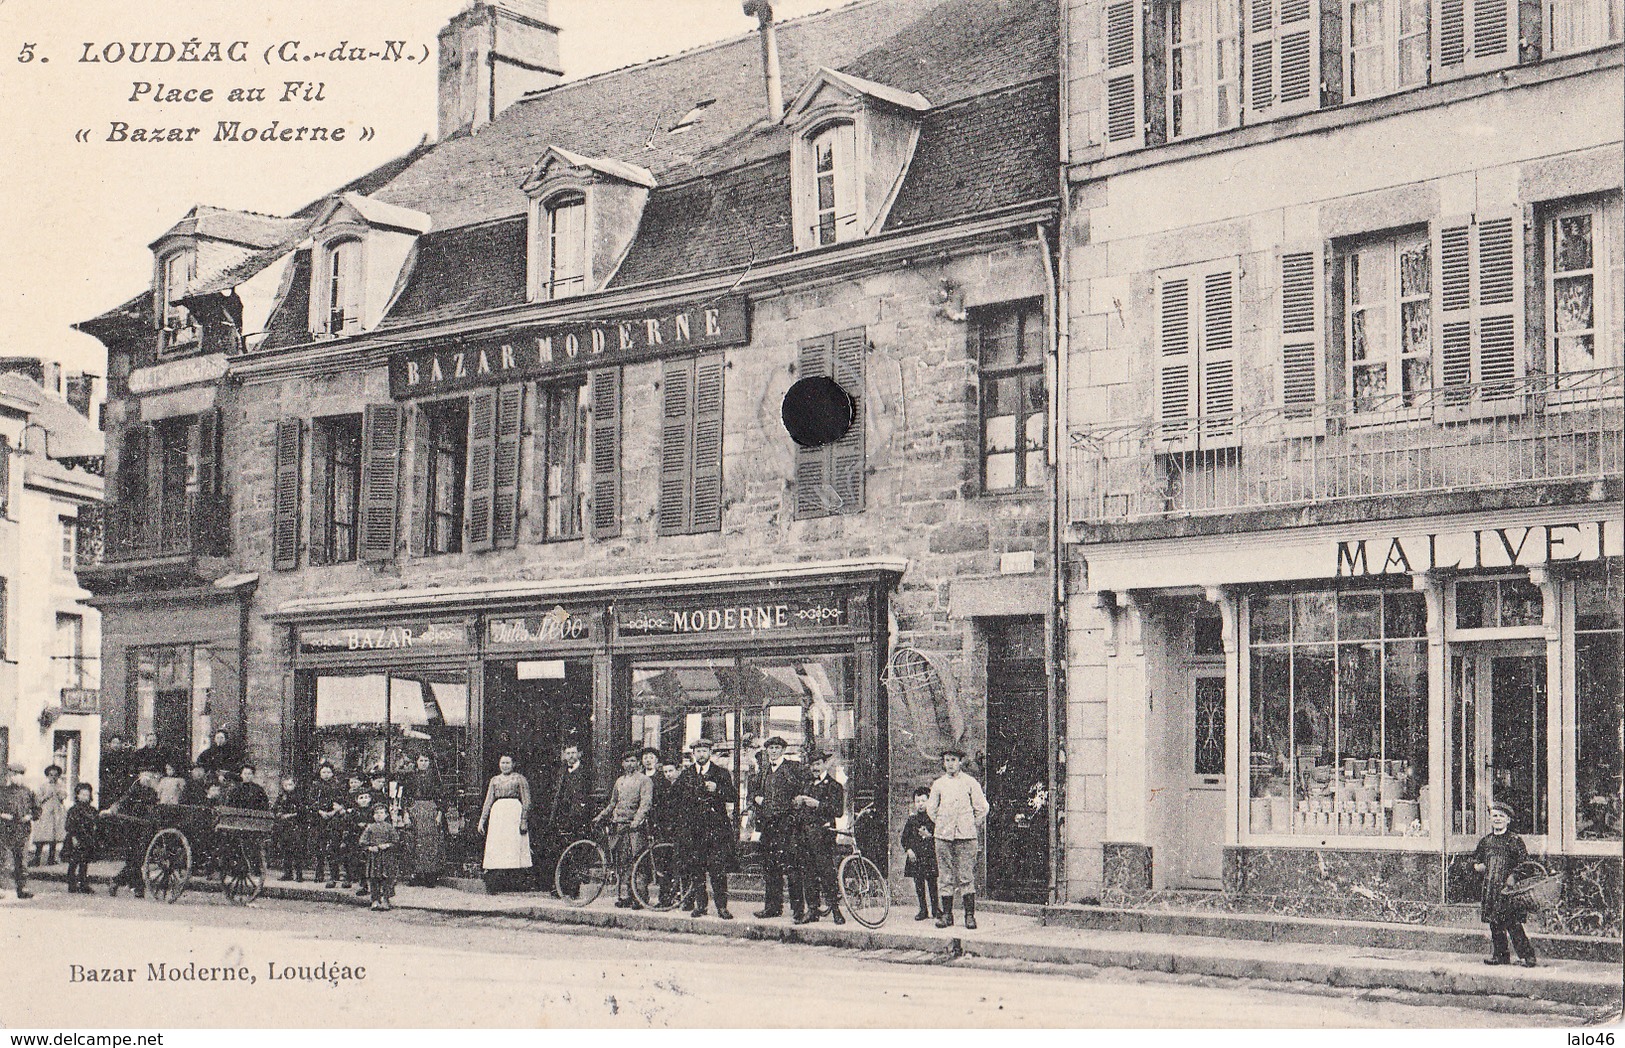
left=438, top=1, right=563, bottom=140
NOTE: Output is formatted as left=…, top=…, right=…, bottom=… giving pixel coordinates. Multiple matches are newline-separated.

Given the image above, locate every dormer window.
left=810, top=123, right=858, bottom=246
left=320, top=238, right=364, bottom=336
left=542, top=194, right=587, bottom=301
left=159, top=249, right=199, bottom=350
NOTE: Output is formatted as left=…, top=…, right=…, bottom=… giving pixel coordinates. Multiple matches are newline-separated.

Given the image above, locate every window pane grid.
left=1345, top=232, right=1430, bottom=412
left=546, top=198, right=586, bottom=300
left=1168, top=0, right=1241, bottom=138
left=977, top=302, right=1047, bottom=493
left=1549, top=208, right=1600, bottom=374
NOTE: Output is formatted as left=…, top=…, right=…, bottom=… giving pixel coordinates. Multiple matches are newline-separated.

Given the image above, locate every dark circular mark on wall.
left=781, top=376, right=856, bottom=448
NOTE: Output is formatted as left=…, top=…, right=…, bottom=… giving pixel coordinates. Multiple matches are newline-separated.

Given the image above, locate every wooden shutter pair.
left=464, top=386, right=525, bottom=552
left=1434, top=0, right=1518, bottom=77
left=793, top=329, right=867, bottom=520
left=1247, top=0, right=1319, bottom=119
left=657, top=354, right=725, bottom=536
left=1102, top=0, right=1145, bottom=152
left=1435, top=213, right=1525, bottom=417
left=1155, top=265, right=1239, bottom=451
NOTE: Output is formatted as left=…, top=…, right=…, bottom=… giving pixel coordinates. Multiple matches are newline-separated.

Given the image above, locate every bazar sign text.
left=390, top=296, right=749, bottom=397
left=298, top=620, right=470, bottom=654
left=1336, top=519, right=1622, bottom=577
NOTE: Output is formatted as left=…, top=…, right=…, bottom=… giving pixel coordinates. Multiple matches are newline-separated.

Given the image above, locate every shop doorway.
left=1169, top=671, right=1227, bottom=888
left=482, top=659, right=593, bottom=804
left=1450, top=641, right=1548, bottom=837
left=984, top=617, right=1050, bottom=903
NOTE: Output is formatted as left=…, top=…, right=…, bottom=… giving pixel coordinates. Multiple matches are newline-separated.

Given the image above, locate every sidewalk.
left=20, top=861, right=1624, bottom=1017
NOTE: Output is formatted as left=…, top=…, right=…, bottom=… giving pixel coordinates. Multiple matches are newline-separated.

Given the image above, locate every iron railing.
left=1070, top=367, right=1623, bottom=524
left=73, top=494, right=223, bottom=567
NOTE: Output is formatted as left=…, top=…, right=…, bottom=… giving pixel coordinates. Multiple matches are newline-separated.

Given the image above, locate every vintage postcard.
left=0, top=0, right=1619, bottom=1035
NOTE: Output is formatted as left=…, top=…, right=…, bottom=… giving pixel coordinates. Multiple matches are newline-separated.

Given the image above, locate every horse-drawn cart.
left=116, top=803, right=276, bottom=904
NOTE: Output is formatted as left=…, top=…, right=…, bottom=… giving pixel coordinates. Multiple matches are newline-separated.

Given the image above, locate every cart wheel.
left=223, top=839, right=267, bottom=905
left=142, top=828, right=192, bottom=904
left=838, top=854, right=890, bottom=928
left=554, top=839, right=608, bottom=906
left=630, top=843, right=692, bottom=911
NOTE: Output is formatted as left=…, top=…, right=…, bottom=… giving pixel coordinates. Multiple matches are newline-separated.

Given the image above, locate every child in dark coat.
left=62, top=783, right=99, bottom=894
left=900, top=786, right=940, bottom=921
left=1472, top=799, right=1537, bottom=967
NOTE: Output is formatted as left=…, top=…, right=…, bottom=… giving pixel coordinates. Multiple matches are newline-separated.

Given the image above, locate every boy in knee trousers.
left=901, top=787, right=940, bottom=920
left=926, top=749, right=988, bottom=929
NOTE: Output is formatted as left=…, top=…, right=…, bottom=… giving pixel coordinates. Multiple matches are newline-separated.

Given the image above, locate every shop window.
left=1454, top=576, right=1543, bottom=629
left=1545, top=196, right=1623, bottom=376
left=657, top=354, right=724, bottom=536
left=311, top=414, right=362, bottom=565
left=1345, top=0, right=1429, bottom=99
left=1546, top=0, right=1624, bottom=53
left=975, top=301, right=1047, bottom=492
left=1343, top=228, right=1432, bottom=413
left=628, top=654, right=857, bottom=842
left=1165, top=0, right=1242, bottom=139
left=129, top=645, right=213, bottom=765
left=1574, top=570, right=1622, bottom=841
left=419, top=398, right=468, bottom=555
left=542, top=382, right=588, bottom=540
left=308, top=669, right=470, bottom=791
left=1247, top=589, right=1430, bottom=838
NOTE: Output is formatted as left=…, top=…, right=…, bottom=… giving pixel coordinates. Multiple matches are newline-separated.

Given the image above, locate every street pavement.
left=0, top=890, right=1591, bottom=1029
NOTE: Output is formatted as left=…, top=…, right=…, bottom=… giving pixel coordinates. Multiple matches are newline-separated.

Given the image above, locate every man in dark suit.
left=676, top=738, right=734, bottom=920
left=545, top=744, right=591, bottom=896
left=106, top=765, right=161, bottom=898
left=795, top=751, right=846, bottom=924
left=751, top=736, right=808, bottom=920
left=225, top=764, right=271, bottom=810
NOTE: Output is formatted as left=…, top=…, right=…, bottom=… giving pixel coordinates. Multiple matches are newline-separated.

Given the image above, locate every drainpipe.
left=742, top=0, right=785, bottom=122
left=1048, top=0, right=1073, bottom=908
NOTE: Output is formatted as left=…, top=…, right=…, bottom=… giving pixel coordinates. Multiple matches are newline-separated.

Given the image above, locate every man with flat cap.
left=927, top=747, right=988, bottom=929
left=1, top=763, right=38, bottom=899
left=1472, top=798, right=1537, bottom=966
left=751, top=736, right=809, bottom=920
left=794, top=751, right=846, bottom=924
left=675, top=738, right=735, bottom=919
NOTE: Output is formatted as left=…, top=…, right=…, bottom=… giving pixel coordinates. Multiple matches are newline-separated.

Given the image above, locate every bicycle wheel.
left=838, top=854, right=890, bottom=928
left=554, top=839, right=608, bottom=906
left=222, top=839, right=267, bottom=905
left=142, top=828, right=192, bottom=904
left=630, top=843, right=690, bottom=911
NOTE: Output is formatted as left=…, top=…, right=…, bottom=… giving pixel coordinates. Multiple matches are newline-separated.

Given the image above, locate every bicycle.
left=831, top=803, right=890, bottom=928
left=554, top=823, right=692, bottom=910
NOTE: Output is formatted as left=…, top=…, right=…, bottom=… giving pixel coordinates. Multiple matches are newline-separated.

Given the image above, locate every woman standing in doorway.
left=30, top=766, right=68, bottom=866
left=477, top=755, right=532, bottom=893
left=403, top=754, right=448, bottom=888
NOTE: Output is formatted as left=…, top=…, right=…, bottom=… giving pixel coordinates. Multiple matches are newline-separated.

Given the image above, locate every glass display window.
left=1246, top=589, right=1430, bottom=839
left=308, top=669, right=470, bottom=793
left=1574, top=567, right=1623, bottom=842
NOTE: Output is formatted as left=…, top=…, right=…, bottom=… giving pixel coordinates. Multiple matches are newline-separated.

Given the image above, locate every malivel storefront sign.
left=1335, top=519, right=1623, bottom=577
left=389, top=295, right=750, bottom=397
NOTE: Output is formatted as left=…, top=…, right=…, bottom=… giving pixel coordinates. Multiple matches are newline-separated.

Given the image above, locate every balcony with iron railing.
left=73, top=493, right=226, bottom=574
left=1069, top=367, right=1623, bottom=535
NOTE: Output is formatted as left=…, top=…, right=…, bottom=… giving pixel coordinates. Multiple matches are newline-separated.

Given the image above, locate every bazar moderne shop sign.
left=388, top=295, right=750, bottom=398
left=1336, top=519, right=1623, bottom=577
left=297, top=619, right=472, bottom=655
left=615, top=591, right=855, bottom=638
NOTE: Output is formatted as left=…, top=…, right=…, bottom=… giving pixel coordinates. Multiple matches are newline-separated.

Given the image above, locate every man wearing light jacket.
left=927, top=747, right=988, bottom=930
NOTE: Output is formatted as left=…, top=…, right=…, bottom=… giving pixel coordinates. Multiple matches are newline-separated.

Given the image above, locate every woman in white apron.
left=477, top=755, right=533, bottom=893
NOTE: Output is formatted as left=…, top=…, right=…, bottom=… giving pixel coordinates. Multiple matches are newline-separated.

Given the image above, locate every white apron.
left=482, top=797, right=533, bottom=870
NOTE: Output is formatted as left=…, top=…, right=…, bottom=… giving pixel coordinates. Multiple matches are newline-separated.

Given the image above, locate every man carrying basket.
left=1471, top=799, right=1538, bottom=968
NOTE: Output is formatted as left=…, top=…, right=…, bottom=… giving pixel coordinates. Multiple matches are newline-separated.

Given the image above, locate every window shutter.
left=272, top=419, right=301, bottom=571
left=1279, top=246, right=1325, bottom=431
left=831, top=327, right=868, bottom=512
left=1466, top=0, right=1518, bottom=70
left=358, top=403, right=402, bottom=562
left=1155, top=273, right=1199, bottom=451
left=832, top=123, right=862, bottom=239
left=658, top=357, right=695, bottom=536
left=795, top=334, right=835, bottom=519
left=1103, top=0, right=1145, bottom=152
left=690, top=353, right=725, bottom=533
left=589, top=368, right=622, bottom=540
left=492, top=384, right=524, bottom=549
left=1435, top=214, right=1524, bottom=419
left=308, top=421, right=332, bottom=567
left=1248, top=0, right=1319, bottom=118
left=1436, top=0, right=1469, bottom=74
left=466, top=389, right=498, bottom=552
left=340, top=244, right=365, bottom=334
left=1435, top=216, right=1475, bottom=411
left=1199, top=271, right=1240, bottom=447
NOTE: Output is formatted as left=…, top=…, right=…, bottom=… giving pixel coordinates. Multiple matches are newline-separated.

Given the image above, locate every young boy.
left=927, top=748, right=988, bottom=929
left=1472, top=799, right=1537, bottom=967
left=594, top=750, right=653, bottom=908
left=901, top=786, right=940, bottom=921
left=274, top=775, right=309, bottom=882
left=346, top=790, right=377, bottom=896
left=62, top=782, right=100, bottom=894
left=359, top=803, right=401, bottom=911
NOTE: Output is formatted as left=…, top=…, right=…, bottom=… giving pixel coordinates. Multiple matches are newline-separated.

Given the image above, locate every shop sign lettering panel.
left=389, top=295, right=750, bottom=398
left=615, top=592, right=853, bottom=637
left=1335, top=519, right=1623, bottom=577
left=297, top=620, right=472, bottom=654
left=486, top=607, right=597, bottom=648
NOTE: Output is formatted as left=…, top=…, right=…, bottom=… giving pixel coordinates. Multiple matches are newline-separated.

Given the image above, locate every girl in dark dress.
left=61, top=783, right=99, bottom=893
left=1472, top=799, right=1537, bottom=967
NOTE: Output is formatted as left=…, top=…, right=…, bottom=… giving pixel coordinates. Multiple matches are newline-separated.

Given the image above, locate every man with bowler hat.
left=751, top=736, right=808, bottom=920
left=1, top=763, right=38, bottom=898
left=794, top=751, right=846, bottom=924
left=675, top=738, right=734, bottom=919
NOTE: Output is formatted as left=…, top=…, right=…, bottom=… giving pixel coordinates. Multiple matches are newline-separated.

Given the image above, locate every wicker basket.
left=1501, top=861, right=1562, bottom=914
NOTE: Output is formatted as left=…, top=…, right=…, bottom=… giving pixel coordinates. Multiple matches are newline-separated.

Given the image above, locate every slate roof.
left=149, top=205, right=305, bottom=250
left=0, top=372, right=104, bottom=461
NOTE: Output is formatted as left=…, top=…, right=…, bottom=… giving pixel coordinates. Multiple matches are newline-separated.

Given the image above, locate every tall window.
left=1248, top=589, right=1430, bottom=838
left=975, top=300, right=1048, bottom=492
left=1345, top=0, right=1429, bottom=99
left=315, top=415, right=362, bottom=564
left=159, top=250, right=198, bottom=348
left=324, top=239, right=362, bottom=335
left=808, top=123, right=858, bottom=247
left=542, top=383, right=588, bottom=539
left=423, top=399, right=468, bottom=555
left=55, top=614, right=85, bottom=692
left=1344, top=229, right=1432, bottom=412
left=1546, top=0, right=1624, bottom=53
left=1546, top=197, right=1621, bottom=375
left=1167, top=0, right=1241, bottom=139
left=1575, top=569, right=1622, bottom=841
left=60, top=516, right=76, bottom=571
left=543, top=195, right=586, bottom=300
